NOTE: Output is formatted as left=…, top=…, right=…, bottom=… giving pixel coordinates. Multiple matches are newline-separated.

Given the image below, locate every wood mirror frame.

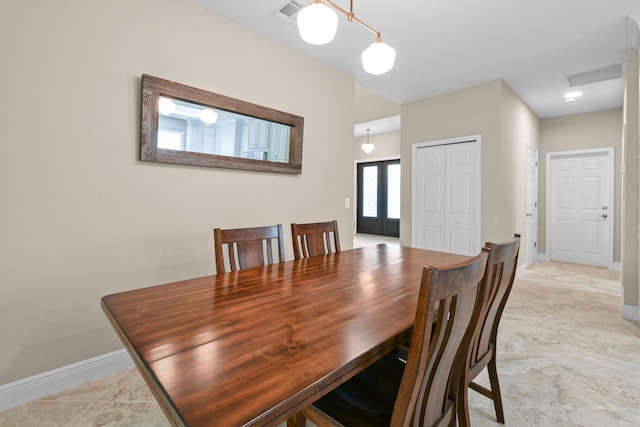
left=140, top=74, right=304, bottom=174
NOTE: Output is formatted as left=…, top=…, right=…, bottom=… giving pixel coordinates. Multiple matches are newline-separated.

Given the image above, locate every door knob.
left=600, top=214, right=608, bottom=219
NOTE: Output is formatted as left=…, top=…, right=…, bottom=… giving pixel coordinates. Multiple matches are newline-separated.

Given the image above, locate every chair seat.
left=312, top=354, right=405, bottom=427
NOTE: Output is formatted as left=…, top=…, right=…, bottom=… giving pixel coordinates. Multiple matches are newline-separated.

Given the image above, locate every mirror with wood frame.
left=140, top=74, right=304, bottom=174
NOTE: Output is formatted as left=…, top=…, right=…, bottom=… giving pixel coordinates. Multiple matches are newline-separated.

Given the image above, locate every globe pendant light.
left=296, top=0, right=396, bottom=75
left=297, top=1, right=338, bottom=45
left=361, top=39, right=396, bottom=75
left=361, top=128, right=374, bottom=153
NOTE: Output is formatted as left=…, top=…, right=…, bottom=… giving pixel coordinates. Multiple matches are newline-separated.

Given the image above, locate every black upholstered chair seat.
left=313, top=354, right=405, bottom=427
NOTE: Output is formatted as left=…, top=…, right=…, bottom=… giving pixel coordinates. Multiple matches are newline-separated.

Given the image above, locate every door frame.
left=411, top=135, right=482, bottom=252
left=354, top=155, right=400, bottom=234
left=545, top=147, right=614, bottom=268
left=356, top=159, right=400, bottom=237
left=526, top=145, right=538, bottom=266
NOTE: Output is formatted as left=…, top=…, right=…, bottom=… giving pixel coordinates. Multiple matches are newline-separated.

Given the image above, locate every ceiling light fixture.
left=297, top=0, right=396, bottom=75
left=361, top=128, right=374, bottom=153
left=564, top=91, right=583, bottom=99
left=564, top=91, right=582, bottom=103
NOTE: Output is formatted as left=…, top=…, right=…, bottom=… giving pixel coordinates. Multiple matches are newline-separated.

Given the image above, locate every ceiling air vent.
left=275, top=0, right=307, bottom=23
left=567, top=63, right=623, bottom=87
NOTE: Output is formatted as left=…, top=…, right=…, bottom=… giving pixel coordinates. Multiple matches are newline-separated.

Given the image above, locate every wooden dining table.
left=101, top=244, right=471, bottom=427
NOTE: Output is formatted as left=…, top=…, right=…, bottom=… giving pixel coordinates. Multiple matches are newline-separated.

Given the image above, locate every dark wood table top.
left=101, top=244, right=471, bottom=426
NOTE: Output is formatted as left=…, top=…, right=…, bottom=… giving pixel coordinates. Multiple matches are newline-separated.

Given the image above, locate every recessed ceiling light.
left=564, top=91, right=583, bottom=99
left=565, top=98, right=577, bottom=103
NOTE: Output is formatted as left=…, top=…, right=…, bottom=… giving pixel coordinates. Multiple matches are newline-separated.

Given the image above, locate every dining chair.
left=290, top=220, right=341, bottom=260
left=213, top=224, right=285, bottom=273
left=457, top=234, right=521, bottom=426
left=290, top=250, right=489, bottom=427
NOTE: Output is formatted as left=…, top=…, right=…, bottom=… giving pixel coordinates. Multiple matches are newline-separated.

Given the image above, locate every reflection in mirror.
left=157, top=97, right=291, bottom=163
left=140, top=74, right=304, bottom=174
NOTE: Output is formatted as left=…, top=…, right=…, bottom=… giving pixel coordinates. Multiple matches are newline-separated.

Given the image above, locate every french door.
left=357, top=160, right=400, bottom=237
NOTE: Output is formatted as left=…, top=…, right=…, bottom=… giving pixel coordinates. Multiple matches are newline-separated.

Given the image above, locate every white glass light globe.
left=361, top=41, right=396, bottom=75
left=297, top=2, right=338, bottom=45
left=199, top=108, right=218, bottom=124
left=158, top=97, right=176, bottom=115
left=361, top=142, right=375, bottom=154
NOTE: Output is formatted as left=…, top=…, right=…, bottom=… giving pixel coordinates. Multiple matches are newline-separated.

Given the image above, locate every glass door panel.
left=387, top=163, right=400, bottom=219
left=362, top=165, right=378, bottom=217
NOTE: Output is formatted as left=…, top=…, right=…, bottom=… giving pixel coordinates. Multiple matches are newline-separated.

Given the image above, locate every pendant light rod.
left=318, top=0, right=383, bottom=40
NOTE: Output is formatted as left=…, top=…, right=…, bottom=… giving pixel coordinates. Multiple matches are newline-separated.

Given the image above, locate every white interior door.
left=414, top=145, right=445, bottom=251
left=444, top=143, right=477, bottom=255
left=526, top=146, right=538, bottom=266
left=548, top=150, right=612, bottom=267
left=413, top=138, right=480, bottom=256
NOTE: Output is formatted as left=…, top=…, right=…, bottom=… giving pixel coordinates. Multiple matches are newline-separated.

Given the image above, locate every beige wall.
left=0, top=0, right=355, bottom=384
left=354, top=84, right=401, bottom=124
left=538, top=108, right=623, bottom=263
left=400, top=80, right=538, bottom=255
left=500, top=83, right=540, bottom=255
left=354, top=131, right=401, bottom=162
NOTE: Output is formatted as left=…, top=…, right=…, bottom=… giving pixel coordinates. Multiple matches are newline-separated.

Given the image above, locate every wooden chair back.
left=390, top=250, right=489, bottom=427
left=458, top=234, right=520, bottom=426
left=291, top=220, right=340, bottom=260
left=213, top=224, right=285, bottom=273
left=470, top=234, right=520, bottom=372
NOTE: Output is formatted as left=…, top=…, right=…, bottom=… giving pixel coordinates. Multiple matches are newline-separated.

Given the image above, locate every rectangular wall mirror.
left=140, top=74, right=304, bottom=174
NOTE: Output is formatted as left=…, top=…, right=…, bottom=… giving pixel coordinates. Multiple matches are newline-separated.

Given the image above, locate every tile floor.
left=1, top=247, right=639, bottom=426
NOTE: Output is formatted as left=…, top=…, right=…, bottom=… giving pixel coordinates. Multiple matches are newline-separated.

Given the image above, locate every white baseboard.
left=536, top=253, right=621, bottom=272
left=515, top=262, right=528, bottom=278
left=0, top=349, right=133, bottom=413
left=622, top=304, right=640, bottom=322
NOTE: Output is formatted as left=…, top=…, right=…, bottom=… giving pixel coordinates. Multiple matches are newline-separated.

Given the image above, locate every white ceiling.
left=191, top=0, right=640, bottom=121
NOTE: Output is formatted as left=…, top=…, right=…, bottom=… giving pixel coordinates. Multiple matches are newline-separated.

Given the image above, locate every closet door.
left=414, top=141, right=479, bottom=255
left=415, top=145, right=445, bottom=251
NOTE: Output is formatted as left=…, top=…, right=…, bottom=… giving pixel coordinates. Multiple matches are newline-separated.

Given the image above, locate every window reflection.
left=157, top=129, right=184, bottom=151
